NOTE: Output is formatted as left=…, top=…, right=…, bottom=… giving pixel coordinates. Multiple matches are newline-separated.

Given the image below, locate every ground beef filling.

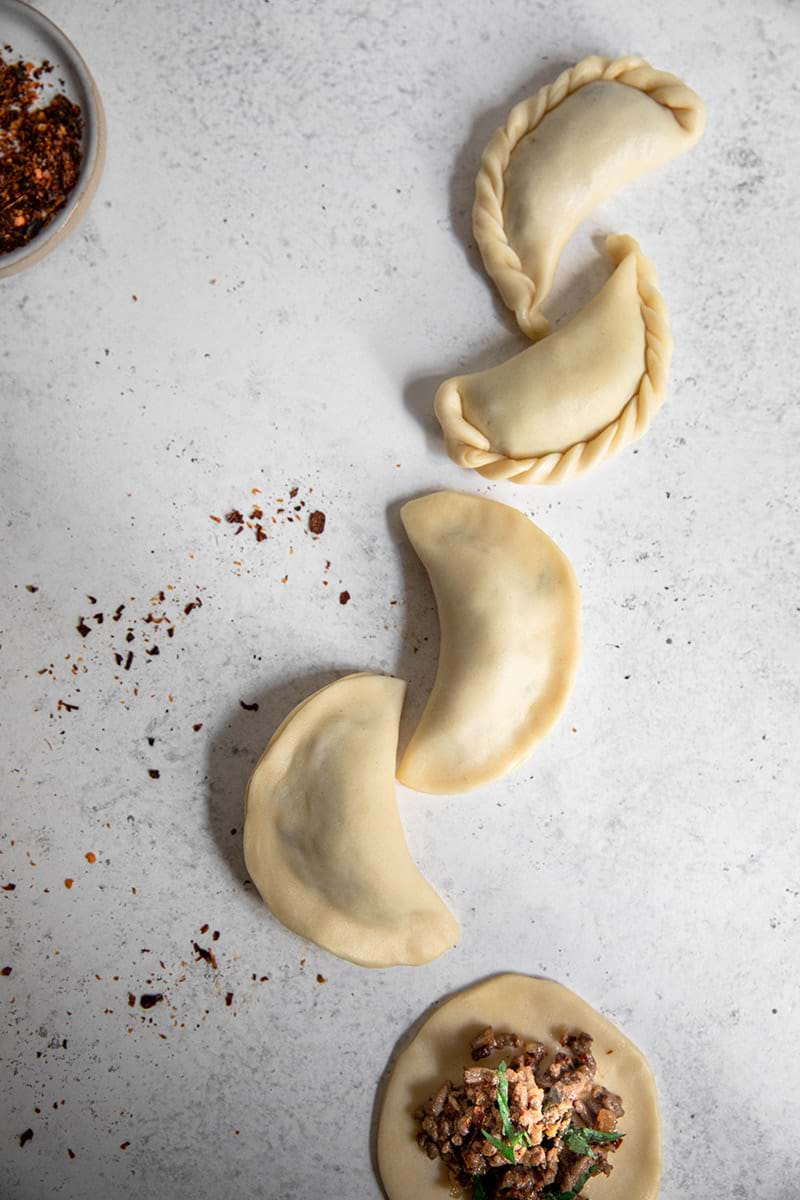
left=414, top=1028, right=624, bottom=1198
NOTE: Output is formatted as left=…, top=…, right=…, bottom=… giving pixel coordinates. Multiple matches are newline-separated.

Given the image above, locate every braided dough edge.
left=434, top=235, right=673, bottom=486
left=472, top=54, right=705, bottom=339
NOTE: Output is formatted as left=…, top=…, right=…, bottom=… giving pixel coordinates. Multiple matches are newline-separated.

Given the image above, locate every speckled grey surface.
left=1, top=2, right=798, bottom=1198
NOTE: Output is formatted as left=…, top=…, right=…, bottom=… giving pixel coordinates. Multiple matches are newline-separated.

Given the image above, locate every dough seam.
left=434, top=235, right=672, bottom=485
left=472, top=54, right=704, bottom=339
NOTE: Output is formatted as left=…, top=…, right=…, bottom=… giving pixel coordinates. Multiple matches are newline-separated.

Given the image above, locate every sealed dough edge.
left=472, top=54, right=705, bottom=339
left=377, top=974, right=662, bottom=1200
left=243, top=673, right=460, bottom=968
left=435, top=235, right=672, bottom=486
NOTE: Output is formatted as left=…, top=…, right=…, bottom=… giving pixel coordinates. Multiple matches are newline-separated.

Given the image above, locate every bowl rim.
left=0, top=0, right=107, bottom=279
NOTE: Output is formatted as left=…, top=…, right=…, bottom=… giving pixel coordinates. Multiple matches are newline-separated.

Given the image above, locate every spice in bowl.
left=0, top=49, right=83, bottom=255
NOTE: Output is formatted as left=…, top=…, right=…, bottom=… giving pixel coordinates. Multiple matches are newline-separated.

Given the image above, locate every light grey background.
left=2, top=2, right=798, bottom=1198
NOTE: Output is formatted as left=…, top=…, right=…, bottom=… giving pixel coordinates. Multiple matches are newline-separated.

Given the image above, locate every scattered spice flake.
left=1, top=966, right=12, bottom=976
left=225, top=509, right=244, bottom=525
left=255, top=524, right=267, bottom=542
left=251, top=488, right=262, bottom=494
left=3, top=883, right=16, bottom=891
left=259, top=975, right=269, bottom=982
left=289, top=486, right=299, bottom=498
left=200, top=923, right=209, bottom=934
left=309, top=510, right=326, bottom=534
left=85, top=852, right=96, bottom=864
left=212, top=930, right=220, bottom=941
left=316, top=974, right=327, bottom=984
left=192, top=722, right=203, bottom=732
left=64, top=878, right=74, bottom=889
left=76, top=618, right=91, bottom=637
left=184, top=598, right=202, bottom=615
left=145, top=646, right=159, bottom=656
left=139, top=993, right=163, bottom=1009
left=193, top=942, right=218, bottom=969
left=127, top=993, right=135, bottom=1007
left=67, top=1149, right=75, bottom=1159
left=148, top=769, right=160, bottom=780
left=120, top=1141, right=130, bottom=1150
left=281, top=574, right=288, bottom=584
left=87, top=594, right=97, bottom=604
left=225, top=992, right=233, bottom=1007
left=239, top=700, right=259, bottom=712
left=18, top=1129, right=33, bottom=1148
left=26, top=584, right=38, bottom=593
left=339, top=591, right=351, bottom=605
left=112, top=604, right=125, bottom=621
left=57, top=698, right=79, bottom=713
left=209, top=514, right=221, bottom=523
left=124, top=650, right=133, bottom=671
left=249, top=505, right=263, bottom=520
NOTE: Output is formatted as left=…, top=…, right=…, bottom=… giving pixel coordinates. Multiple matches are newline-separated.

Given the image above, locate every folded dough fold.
left=244, top=673, right=459, bottom=967
left=435, top=235, right=671, bottom=485
left=473, top=55, right=704, bottom=338
left=398, top=493, right=580, bottom=794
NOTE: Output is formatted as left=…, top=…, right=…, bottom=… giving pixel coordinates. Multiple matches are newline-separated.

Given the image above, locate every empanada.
left=377, top=974, right=662, bottom=1200
left=435, top=235, right=670, bottom=485
left=398, top=493, right=580, bottom=794
left=243, top=673, right=459, bottom=967
left=474, top=55, right=705, bottom=338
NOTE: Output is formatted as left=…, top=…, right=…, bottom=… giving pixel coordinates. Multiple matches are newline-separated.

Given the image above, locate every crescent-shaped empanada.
left=435, top=235, right=671, bottom=485
left=398, top=493, right=580, bottom=794
left=377, top=974, right=662, bottom=1200
left=474, top=55, right=705, bottom=338
left=243, top=673, right=460, bottom=967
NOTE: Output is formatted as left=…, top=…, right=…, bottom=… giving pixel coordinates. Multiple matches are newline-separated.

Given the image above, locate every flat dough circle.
left=398, top=493, right=580, bottom=794
left=473, top=55, right=705, bottom=338
left=243, top=673, right=460, bottom=967
left=377, top=974, right=661, bottom=1200
left=435, top=236, right=672, bottom=485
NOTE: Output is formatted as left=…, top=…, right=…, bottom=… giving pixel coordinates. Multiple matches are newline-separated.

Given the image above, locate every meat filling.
left=414, top=1028, right=624, bottom=1199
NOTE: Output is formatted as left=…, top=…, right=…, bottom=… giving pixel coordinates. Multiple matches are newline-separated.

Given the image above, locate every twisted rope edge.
left=435, top=235, right=673, bottom=486
left=472, top=54, right=705, bottom=339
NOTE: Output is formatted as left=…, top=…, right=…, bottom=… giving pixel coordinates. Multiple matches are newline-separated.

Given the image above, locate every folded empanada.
left=398, top=493, right=580, bottom=794
left=435, top=235, right=670, bottom=485
left=244, top=673, right=459, bottom=967
left=474, top=55, right=705, bottom=338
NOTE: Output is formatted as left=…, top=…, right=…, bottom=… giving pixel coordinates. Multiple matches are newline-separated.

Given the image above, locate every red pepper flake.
left=124, top=651, right=134, bottom=671
left=57, top=699, right=79, bottom=713
left=200, top=923, right=209, bottom=934
left=87, top=594, right=97, bottom=603
left=120, top=1141, right=130, bottom=1150
left=316, top=974, right=327, bottom=984
left=184, top=598, right=202, bottom=615
left=225, top=509, right=244, bottom=525
left=76, top=617, right=91, bottom=637
left=127, top=993, right=135, bottom=1007
left=64, top=878, right=74, bottom=889
left=209, top=514, right=221, bottom=523
left=2, top=883, right=16, bottom=891
left=139, top=993, right=163, bottom=1009
left=148, top=769, right=160, bottom=780
left=239, top=699, right=259, bottom=712
left=93, top=612, right=104, bottom=624
left=212, top=930, right=220, bottom=941
left=1, top=966, right=12, bottom=976
left=259, top=975, right=269, bottom=982
left=225, top=991, right=233, bottom=1007
left=112, top=604, right=125, bottom=621
left=193, top=942, right=218, bottom=970
left=167, top=627, right=175, bottom=638
left=18, top=1129, right=33, bottom=1148
left=85, top=852, right=96, bottom=864
left=255, top=524, right=267, bottom=542
left=339, top=591, right=351, bottom=605
left=249, top=505, right=263, bottom=520
left=145, top=646, right=159, bottom=656
left=67, top=1149, right=75, bottom=1159
left=192, top=723, right=203, bottom=732
left=26, top=584, right=38, bottom=593
left=309, top=510, right=326, bottom=534
left=251, top=487, right=262, bottom=494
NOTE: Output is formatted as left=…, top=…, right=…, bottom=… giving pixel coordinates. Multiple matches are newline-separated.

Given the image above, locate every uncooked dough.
left=377, top=974, right=661, bottom=1200
left=398, top=493, right=580, bottom=794
left=435, top=235, right=671, bottom=485
left=243, top=673, right=459, bottom=967
left=474, top=55, right=705, bottom=338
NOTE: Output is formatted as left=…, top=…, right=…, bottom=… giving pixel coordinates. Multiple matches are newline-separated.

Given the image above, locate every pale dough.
left=435, top=235, right=671, bottom=485
left=243, top=673, right=460, bottom=967
left=474, top=55, right=705, bottom=338
left=397, top=493, right=580, bottom=794
left=377, top=974, right=662, bottom=1200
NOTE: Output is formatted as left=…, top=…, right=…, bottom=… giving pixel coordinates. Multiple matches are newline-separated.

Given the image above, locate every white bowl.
left=0, top=0, right=106, bottom=278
